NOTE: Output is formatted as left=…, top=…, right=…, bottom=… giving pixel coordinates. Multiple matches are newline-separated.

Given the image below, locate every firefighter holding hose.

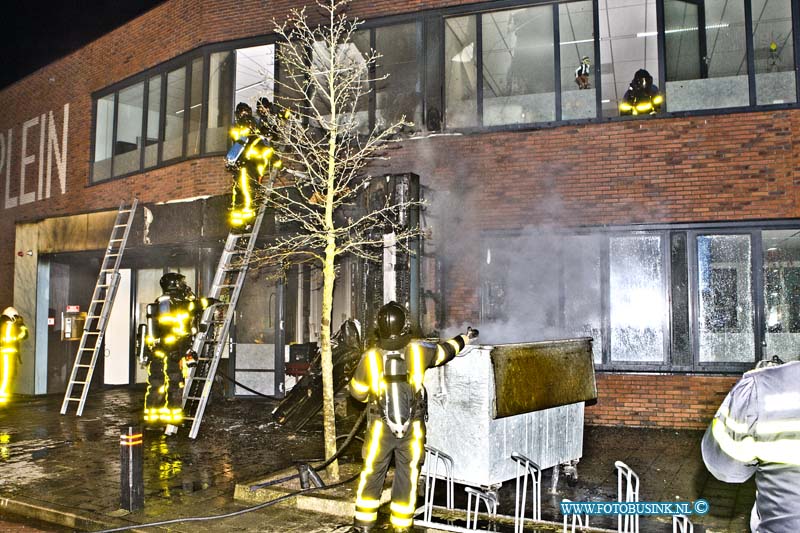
left=349, top=301, right=478, bottom=532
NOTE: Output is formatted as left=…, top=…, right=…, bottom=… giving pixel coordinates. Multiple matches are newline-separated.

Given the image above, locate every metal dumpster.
left=423, top=338, right=596, bottom=487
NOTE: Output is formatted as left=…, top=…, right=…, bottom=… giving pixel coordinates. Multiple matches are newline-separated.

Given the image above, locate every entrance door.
left=134, top=269, right=162, bottom=384
left=104, top=269, right=131, bottom=385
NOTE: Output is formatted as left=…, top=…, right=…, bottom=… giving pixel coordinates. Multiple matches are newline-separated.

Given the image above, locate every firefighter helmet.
left=256, top=97, right=276, bottom=117
left=633, top=69, right=652, bottom=90
left=2, top=307, right=20, bottom=320
left=376, top=301, right=409, bottom=350
left=160, top=273, right=188, bottom=294
left=235, top=102, right=254, bottom=127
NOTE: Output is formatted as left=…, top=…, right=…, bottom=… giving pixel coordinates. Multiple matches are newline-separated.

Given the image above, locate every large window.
left=599, top=0, right=660, bottom=117
left=163, top=66, right=186, bottom=162
left=92, top=94, right=115, bottom=182
left=445, top=16, right=478, bottom=128
left=560, top=1, right=596, bottom=120
left=610, top=235, right=666, bottom=362
left=207, top=51, right=234, bottom=153
left=753, top=0, right=796, bottom=105
left=483, top=6, right=556, bottom=126
left=187, top=58, right=204, bottom=157
left=762, top=230, right=800, bottom=361
left=376, top=23, right=422, bottom=129
left=92, top=50, right=226, bottom=181
left=445, top=4, right=595, bottom=128
left=234, top=45, right=275, bottom=114
left=481, top=224, right=800, bottom=371
left=665, top=0, right=749, bottom=111
left=696, top=234, right=754, bottom=362
left=144, top=75, right=161, bottom=168
left=113, top=83, right=144, bottom=177
left=310, top=32, right=371, bottom=131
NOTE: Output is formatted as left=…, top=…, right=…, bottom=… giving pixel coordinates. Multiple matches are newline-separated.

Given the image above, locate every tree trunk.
left=320, top=239, right=339, bottom=481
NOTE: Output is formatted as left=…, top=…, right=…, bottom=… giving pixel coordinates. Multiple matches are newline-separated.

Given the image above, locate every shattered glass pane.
left=445, top=15, right=478, bottom=128
left=610, top=235, right=665, bottom=362
left=762, top=229, right=800, bottom=362
left=697, top=234, right=754, bottom=362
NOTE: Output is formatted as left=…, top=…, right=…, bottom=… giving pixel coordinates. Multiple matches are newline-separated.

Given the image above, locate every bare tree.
left=252, top=0, right=421, bottom=481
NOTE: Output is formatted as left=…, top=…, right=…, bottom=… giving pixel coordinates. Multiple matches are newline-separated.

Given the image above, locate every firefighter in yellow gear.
left=137, top=273, right=214, bottom=428
left=0, top=307, right=28, bottom=405
left=225, top=99, right=288, bottom=229
left=349, top=301, right=478, bottom=532
left=702, top=357, right=800, bottom=532
left=619, top=69, right=663, bottom=115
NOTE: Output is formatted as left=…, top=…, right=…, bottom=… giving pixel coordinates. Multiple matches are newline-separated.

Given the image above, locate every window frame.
left=88, top=36, right=281, bottom=186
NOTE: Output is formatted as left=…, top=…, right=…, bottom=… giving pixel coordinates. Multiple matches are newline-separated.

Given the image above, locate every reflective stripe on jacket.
left=702, top=361, right=800, bottom=533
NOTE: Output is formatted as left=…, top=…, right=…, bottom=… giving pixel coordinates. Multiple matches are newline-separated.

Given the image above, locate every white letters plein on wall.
left=1, top=103, right=69, bottom=209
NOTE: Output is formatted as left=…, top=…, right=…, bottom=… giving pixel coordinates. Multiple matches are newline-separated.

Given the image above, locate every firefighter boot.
left=351, top=525, right=372, bottom=533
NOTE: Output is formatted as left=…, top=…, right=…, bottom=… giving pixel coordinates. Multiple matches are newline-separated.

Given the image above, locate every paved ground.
left=0, top=516, right=69, bottom=532
left=0, top=388, right=754, bottom=532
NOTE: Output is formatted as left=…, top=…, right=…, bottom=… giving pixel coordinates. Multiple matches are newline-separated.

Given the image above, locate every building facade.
left=1, top=0, right=798, bottom=428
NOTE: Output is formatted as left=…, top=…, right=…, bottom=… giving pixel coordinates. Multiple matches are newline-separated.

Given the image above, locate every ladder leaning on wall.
left=180, top=203, right=267, bottom=439
left=60, top=199, right=138, bottom=416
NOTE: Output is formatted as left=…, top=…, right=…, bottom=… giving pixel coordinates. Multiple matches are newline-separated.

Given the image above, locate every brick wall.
left=378, top=111, right=800, bottom=324
left=584, top=372, right=739, bottom=429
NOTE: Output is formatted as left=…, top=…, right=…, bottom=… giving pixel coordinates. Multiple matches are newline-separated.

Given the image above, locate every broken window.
left=376, top=22, right=422, bottom=130
left=762, top=229, right=800, bottom=362
left=609, top=235, right=665, bottom=362
left=696, top=234, right=754, bottom=363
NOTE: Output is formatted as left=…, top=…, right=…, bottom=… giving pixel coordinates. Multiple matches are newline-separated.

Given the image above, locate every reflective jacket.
left=0, top=316, right=28, bottom=362
left=701, top=361, right=800, bottom=533
left=348, top=335, right=470, bottom=416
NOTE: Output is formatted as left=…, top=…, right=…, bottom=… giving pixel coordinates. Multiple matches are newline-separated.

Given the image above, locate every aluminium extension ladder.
left=181, top=204, right=267, bottom=439
left=61, top=199, right=138, bottom=415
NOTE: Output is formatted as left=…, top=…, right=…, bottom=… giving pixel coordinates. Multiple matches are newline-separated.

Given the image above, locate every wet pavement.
left=0, top=387, right=754, bottom=532
left=0, top=515, right=71, bottom=532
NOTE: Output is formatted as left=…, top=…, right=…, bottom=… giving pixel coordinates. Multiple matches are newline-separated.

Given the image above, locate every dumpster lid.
left=489, top=337, right=597, bottom=419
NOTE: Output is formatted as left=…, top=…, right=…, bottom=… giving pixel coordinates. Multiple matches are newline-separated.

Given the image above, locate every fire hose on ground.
left=92, top=408, right=368, bottom=532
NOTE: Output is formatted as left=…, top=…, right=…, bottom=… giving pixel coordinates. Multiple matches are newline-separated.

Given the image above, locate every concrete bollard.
left=120, top=425, right=144, bottom=511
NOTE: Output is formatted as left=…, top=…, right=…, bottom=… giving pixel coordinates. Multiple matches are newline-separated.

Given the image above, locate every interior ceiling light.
left=637, top=23, right=729, bottom=38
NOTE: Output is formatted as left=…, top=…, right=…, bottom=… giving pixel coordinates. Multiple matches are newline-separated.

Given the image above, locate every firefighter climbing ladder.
left=61, top=199, right=138, bottom=416
left=181, top=204, right=267, bottom=439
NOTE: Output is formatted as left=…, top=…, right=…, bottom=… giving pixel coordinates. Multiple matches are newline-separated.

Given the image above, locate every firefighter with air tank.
left=137, top=273, right=215, bottom=430
left=0, top=307, right=28, bottom=405
left=225, top=97, right=289, bottom=228
left=349, top=301, right=478, bottom=533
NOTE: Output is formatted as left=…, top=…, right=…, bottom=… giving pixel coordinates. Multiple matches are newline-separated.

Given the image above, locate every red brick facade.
left=585, top=373, right=740, bottom=429
left=0, top=0, right=797, bottom=427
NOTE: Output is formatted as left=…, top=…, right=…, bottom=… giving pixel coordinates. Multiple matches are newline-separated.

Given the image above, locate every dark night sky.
left=0, top=1, right=166, bottom=90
